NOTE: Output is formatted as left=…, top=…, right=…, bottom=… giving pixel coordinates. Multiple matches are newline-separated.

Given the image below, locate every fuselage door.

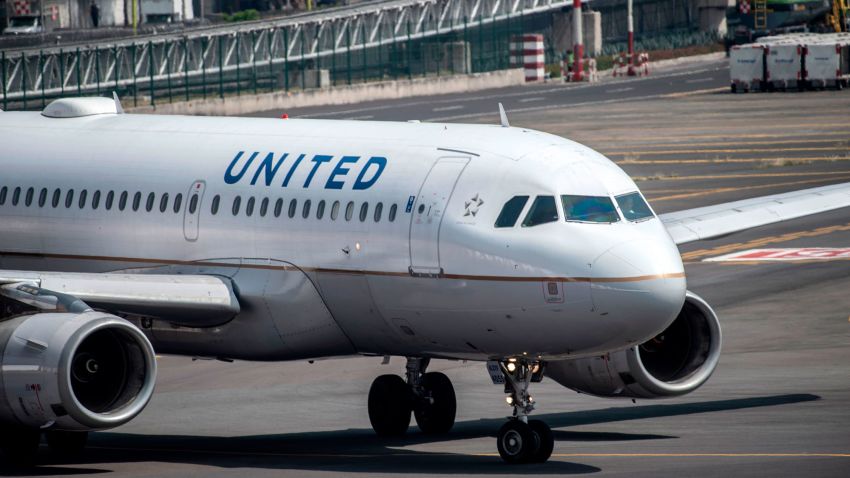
left=409, top=156, right=470, bottom=276
left=183, top=180, right=206, bottom=242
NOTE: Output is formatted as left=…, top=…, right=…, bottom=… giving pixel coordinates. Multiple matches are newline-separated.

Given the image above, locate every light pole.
left=627, top=0, right=636, bottom=76
left=572, top=0, right=583, bottom=81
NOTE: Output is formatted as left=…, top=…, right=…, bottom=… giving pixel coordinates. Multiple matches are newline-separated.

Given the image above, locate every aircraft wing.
left=660, top=182, right=850, bottom=245
left=0, top=271, right=239, bottom=326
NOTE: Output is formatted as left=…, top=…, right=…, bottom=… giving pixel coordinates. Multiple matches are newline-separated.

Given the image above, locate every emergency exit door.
left=409, top=157, right=469, bottom=276
left=183, top=180, right=206, bottom=241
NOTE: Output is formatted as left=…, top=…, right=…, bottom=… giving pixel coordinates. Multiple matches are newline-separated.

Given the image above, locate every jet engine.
left=545, top=291, right=721, bottom=399
left=0, top=312, right=156, bottom=430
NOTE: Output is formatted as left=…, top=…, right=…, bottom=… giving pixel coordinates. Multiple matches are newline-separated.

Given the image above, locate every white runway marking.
left=345, top=115, right=375, bottom=120
left=686, top=77, right=714, bottom=83
left=432, top=105, right=464, bottom=112
left=704, top=248, right=850, bottom=262
left=519, top=97, right=547, bottom=103
left=606, top=87, right=634, bottom=93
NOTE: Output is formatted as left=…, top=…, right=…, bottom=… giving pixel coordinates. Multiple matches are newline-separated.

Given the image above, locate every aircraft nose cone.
left=590, top=239, right=686, bottom=346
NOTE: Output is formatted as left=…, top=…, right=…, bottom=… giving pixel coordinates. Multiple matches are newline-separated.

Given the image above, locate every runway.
left=10, top=57, right=850, bottom=477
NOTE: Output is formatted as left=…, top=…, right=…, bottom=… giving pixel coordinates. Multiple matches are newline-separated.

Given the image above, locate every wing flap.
left=661, top=183, right=850, bottom=245
left=0, top=271, right=239, bottom=326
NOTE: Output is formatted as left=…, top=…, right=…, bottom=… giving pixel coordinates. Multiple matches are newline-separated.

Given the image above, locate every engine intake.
left=545, top=291, right=722, bottom=399
left=0, top=312, right=156, bottom=430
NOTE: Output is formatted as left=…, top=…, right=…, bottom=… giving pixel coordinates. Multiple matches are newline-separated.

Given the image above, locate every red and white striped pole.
left=572, top=0, right=584, bottom=81
left=627, top=0, right=636, bottom=76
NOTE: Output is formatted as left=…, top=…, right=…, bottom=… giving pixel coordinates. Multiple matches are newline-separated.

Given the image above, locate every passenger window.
left=522, top=196, right=559, bottom=227
left=288, top=199, right=297, bottom=218
left=159, top=193, right=169, bottom=213
left=260, top=197, right=269, bottom=217
left=495, top=195, right=529, bottom=228
left=302, top=199, right=312, bottom=218
left=359, top=202, right=368, bottom=222
left=25, top=187, right=34, bottom=207
left=173, top=193, right=183, bottom=213
left=345, top=201, right=354, bottom=221
left=12, top=187, right=21, bottom=206
left=374, top=202, right=383, bottom=222
left=0, top=186, right=6, bottom=205
left=232, top=196, right=242, bottom=215
left=316, top=200, right=326, bottom=219
left=92, top=190, right=101, bottom=210
left=389, top=204, right=397, bottom=222
left=105, top=191, right=114, bottom=210
left=132, top=192, right=142, bottom=212
left=38, top=188, right=47, bottom=208
left=119, top=191, right=128, bottom=211
left=274, top=198, right=283, bottom=217
left=211, top=195, right=221, bottom=215
left=246, top=197, right=255, bottom=217
left=189, top=194, right=199, bottom=214
left=65, top=189, right=74, bottom=208
left=52, top=189, right=61, bottom=208
left=144, top=192, right=154, bottom=212
left=331, top=200, right=340, bottom=220
left=79, top=190, right=88, bottom=209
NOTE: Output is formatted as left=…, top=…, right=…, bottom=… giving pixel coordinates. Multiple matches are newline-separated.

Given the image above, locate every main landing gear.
left=496, top=358, right=553, bottom=464
left=368, top=357, right=457, bottom=436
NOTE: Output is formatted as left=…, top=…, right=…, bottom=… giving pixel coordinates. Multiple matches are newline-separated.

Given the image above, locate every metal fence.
left=0, top=0, right=574, bottom=111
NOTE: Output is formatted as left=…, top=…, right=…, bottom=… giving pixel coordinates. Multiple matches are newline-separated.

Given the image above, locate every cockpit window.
left=495, top=195, right=529, bottom=228
left=561, top=195, right=620, bottom=223
left=616, top=192, right=654, bottom=222
left=522, top=196, right=559, bottom=227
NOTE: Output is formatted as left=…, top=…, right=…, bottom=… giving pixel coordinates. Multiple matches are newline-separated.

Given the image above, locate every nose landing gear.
left=367, top=357, right=457, bottom=436
left=496, top=359, right=553, bottom=464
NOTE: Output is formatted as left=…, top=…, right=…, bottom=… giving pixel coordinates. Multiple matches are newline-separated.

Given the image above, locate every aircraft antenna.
left=112, top=91, right=125, bottom=114
left=498, top=103, right=510, bottom=128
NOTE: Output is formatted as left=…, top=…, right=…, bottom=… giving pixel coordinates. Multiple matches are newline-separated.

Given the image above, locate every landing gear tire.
left=46, top=431, right=89, bottom=458
left=414, top=372, right=456, bottom=434
left=528, top=420, right=554, bottom=463
left=368, top=374, right=412, bottom=436
left=0, top=425, right=40, bottom=468
left=497, top=420, right=535, bottom=464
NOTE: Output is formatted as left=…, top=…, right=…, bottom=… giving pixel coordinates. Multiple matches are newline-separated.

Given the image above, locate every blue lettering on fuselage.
left=224, top=151, right=387, bottom=190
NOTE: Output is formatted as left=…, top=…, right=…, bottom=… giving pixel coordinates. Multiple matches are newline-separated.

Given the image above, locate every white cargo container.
left=730, top=44, right=766, bottom=93
left=766, top=42, right=805, bottom=90
left=804, top=41, right=850, bottom=89
left=141, top=0, right=193, bottom=23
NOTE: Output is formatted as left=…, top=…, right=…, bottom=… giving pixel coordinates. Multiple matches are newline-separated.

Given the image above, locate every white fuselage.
left=0, top=111, right=686, bottom=362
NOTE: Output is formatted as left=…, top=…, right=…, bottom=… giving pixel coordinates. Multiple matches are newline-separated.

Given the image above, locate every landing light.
left=506, top=362, right=517, bottom=373
left=506, top=396, right=514, bottom=405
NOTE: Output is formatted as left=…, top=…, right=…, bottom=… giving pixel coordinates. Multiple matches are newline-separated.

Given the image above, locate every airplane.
left=0, top=96, right=849, bottom=466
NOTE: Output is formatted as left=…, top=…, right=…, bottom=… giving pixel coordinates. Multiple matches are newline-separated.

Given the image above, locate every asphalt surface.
left=5, top=56, right=850, bottom=477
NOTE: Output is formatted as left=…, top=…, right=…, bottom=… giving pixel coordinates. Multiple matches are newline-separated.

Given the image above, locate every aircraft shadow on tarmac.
left=5, top=393, right=819, bottom=476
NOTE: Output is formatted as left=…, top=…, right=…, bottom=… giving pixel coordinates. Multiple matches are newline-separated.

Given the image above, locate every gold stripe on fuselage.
left=0, top=251, right=685, bottom=284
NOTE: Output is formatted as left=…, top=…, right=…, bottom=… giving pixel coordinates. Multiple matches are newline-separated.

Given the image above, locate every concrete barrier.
left=129, top=69, right=525, bottom=116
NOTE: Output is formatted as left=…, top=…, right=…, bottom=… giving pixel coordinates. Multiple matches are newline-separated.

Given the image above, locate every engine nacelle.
left=0, top=312, right=157, bottom=430
left=545, top=291, right=721, bottom=399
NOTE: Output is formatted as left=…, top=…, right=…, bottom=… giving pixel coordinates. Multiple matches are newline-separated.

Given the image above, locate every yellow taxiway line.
left=87, top=446, right=850, bottom=459
left=621, top=156, right=849, bottom=165
left=581, top=131, right=850, bottom=143
left=647, top=175, right=850, bottom=202
left=681, top=222, right=850, bottom=261
left=605, top=146, right=849, bottom=156
left=602, top=137, right=849, bottom=151
left=637, top=171, right=850, bottom=182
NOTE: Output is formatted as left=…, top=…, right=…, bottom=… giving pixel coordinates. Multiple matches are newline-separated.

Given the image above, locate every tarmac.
left=7, top=55, right=850, bottom=477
